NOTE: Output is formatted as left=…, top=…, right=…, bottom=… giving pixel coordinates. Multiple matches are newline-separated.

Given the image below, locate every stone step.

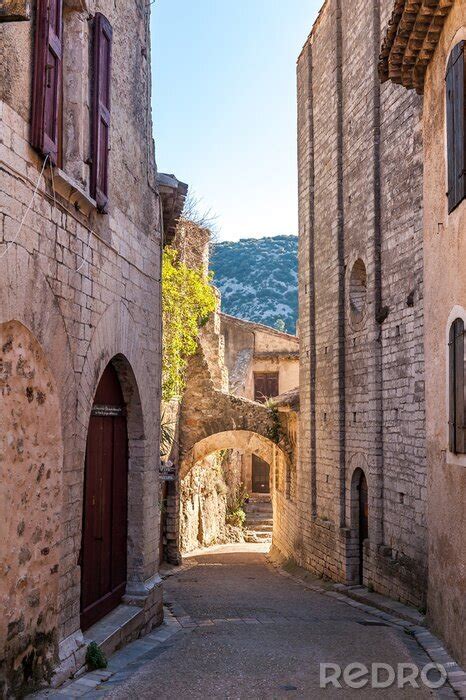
left=245, top=519, right=273, bottom=526
left=244, top=530, right=272, bottom=543
left=244, top=506, right=273, bottom=514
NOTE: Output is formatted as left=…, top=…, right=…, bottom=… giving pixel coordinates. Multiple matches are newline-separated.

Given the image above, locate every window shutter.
left=449, top=318, right=465, bottom=453
left=90, top=13, right=112, bottom=213
left=446, top=41, right=465, bottom=214
left=449, top=323, right=456, bottom=452
left=454, top=319, right=465, bottom=453
left=31, top=0, right=63, bottom=165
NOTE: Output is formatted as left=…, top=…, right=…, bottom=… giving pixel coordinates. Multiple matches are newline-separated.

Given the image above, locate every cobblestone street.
left=53, top=543, right=452, bottom=700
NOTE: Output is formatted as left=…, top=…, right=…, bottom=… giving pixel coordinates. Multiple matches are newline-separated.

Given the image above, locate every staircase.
left=244, top=495, right=273, bottom=544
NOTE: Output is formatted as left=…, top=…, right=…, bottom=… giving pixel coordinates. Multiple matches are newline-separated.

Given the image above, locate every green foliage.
left=85, top=642, right=107, bottom=670
left=209, top=235, right=298, bottom=333
left=162, top=247, right=217, bottom=401
left=225, top=479, right=248, bottom=529
left=226, top=507, right=246, bottom=528
left=265, top=403, right=283, bottom=444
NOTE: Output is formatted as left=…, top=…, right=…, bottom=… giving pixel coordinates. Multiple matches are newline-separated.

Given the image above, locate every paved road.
left=106, top=544, right=445, bottom=699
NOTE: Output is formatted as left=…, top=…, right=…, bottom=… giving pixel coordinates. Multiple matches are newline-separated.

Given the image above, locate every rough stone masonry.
left=1, top=0, right=164, bottom=693
left=271, top=0, right=427, bottom=607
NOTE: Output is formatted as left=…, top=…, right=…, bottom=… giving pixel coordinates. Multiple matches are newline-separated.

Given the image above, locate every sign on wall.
left=159, top=460, right=176, bottom=481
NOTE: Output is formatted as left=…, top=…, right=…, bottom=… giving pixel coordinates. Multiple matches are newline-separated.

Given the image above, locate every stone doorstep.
left=266, top=555, right=466, bottom=698
left=36, top=608, right=181, bottom=698
left=83, top=603, right=144, bottom=659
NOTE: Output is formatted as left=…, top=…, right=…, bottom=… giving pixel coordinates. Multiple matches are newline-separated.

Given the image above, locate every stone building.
left=160, top=223, right=295, bottom=560
left=380, top=0, right=465, bottom=667
left=0, top=0, right=174, bottom=692
left=275, top=0, right=428, bottom=609
left=220, top=313, right=299, bottom=494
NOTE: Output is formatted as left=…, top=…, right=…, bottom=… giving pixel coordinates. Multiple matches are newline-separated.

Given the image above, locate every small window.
left=446, top=41, right=465, bottom=213
left=449, top=318, right=465, bottom=453
left=349, top=258, right=367, bottom=324
left=254, top=372, right=279, bottom=403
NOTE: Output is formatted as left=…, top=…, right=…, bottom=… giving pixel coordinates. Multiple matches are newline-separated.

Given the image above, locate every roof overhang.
left=157, top=173, right=188, bottom=246
left=271, top=388, right=300, bottom=412
left=379, top=0, right=454, bottom=93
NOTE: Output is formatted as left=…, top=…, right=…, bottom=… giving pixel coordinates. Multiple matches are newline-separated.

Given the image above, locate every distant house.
left=220, top=313, right=299, bottom=494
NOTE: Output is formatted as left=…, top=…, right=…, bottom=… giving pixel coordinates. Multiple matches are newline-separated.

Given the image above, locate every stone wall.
left=421, top=1, right=466, bottom=667
left=0, top=0, right=163, bottom=692
left=275, top=0, right=427, bottom=606
left=179, top=451, right=245, bottom=553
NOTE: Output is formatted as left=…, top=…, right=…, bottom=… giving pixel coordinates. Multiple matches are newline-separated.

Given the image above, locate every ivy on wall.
left=162, top=247, right=217, bottom=401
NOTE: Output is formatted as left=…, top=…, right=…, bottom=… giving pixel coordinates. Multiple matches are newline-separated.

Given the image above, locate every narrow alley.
left=51, top=543, right=453, bottom=699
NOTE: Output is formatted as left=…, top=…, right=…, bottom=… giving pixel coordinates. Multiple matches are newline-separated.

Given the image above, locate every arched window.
left=449, top=318, right=465, bottom=453
left=446, top=41, right=465, bottom=213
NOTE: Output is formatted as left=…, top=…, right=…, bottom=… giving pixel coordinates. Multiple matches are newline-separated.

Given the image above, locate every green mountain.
left=209, top=235, right=298, bottom=335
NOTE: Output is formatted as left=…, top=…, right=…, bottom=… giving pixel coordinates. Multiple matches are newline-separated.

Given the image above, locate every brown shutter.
left=90, top=13, right=112, bottom=213
left=454, top=319, right=465, bottom=453
left=449, top=322, right=456, bottom=451
left=446, top=41, right=465, bottom=214
left=449, top=319, right=465, bottom=453
left=31, top=0, right=63, bottom=165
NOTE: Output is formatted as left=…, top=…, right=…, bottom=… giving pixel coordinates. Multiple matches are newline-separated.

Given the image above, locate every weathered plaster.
left=422, top=0, right=466, bottom=667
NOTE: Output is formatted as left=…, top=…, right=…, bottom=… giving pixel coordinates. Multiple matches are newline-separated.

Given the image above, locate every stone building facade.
left=380, top=0, right=466, bottom=667
left=274, top=0, right=427, bottom=608
left=161, top=223, right=294, bottom=560
left=0, top=0, right=169, bottom=693
left=220, top=314, right=299, bottom=494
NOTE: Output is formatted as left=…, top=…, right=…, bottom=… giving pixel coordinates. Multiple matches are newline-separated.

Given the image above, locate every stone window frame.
left=445, top=305, right=466, bottom=467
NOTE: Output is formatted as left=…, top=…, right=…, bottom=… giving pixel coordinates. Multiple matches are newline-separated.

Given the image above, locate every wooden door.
left=254, top=372, right=279, bottom=403
left=358, top=473, right=368, bottom=584
left=80, top=364, right=128, bottom=631
left=252, top=454, right=270, bottom=493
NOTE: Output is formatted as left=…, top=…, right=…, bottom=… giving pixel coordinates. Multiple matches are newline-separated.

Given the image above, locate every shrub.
left=162, top=247, right=217, bottom=401
left=85, top=642, right=107, bottom=670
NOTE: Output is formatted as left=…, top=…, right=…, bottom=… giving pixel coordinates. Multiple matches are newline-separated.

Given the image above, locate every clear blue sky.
left=151, top=1, right=320, bottom=241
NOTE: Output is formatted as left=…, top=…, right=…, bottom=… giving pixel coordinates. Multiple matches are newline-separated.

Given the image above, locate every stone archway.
left=167, top=430, right=290, bottom=562
left=180, top=430, right=288, bottom=480
left=0, top=321, right=63, bottom=693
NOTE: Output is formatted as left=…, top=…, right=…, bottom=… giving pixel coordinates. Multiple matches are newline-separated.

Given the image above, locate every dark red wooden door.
left=252, top=455, right=270, bottom=493
left=358, top=473, right=368, bottom=584
left=80, top=364, right=128, bottom=631
left=254, top=372, right=279, bottom=403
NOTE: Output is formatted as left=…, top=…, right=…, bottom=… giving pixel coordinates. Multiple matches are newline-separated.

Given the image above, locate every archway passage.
left=358, top=472, right=369, bottom=584
left=80, top=363, right=128, bottom=631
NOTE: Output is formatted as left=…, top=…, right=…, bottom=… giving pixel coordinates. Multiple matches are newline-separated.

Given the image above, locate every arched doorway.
left=80, top=363, right=128, bottom=630
left=357, top=471, right=369, bottom=584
